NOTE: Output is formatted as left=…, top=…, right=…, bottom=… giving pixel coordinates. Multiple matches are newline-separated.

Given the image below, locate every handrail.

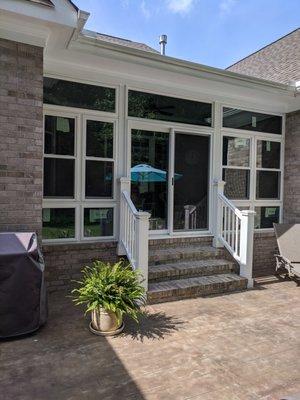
left=218, top=193, right=243, bottom=219
left=213, top=180, right=255, bottom=288
left=122, top=190, right=138, bottom=215
left=118, top=178, right=150, bottom=290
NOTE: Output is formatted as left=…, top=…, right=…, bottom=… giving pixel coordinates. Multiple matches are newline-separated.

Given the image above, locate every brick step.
left=149, top=245, right=226, bottom=266
left=149, top=259, right=237, bottom=282
left=147, top=273, right=247, bottom=304
left=149, top=237, right=213, bottom=250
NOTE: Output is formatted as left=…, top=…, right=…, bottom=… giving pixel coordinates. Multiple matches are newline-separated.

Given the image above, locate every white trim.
left=221, top=117, right=284, bottom=230
left=128, top=121, right=212, bottom=236
left=42, top=104, right=119, bottom=243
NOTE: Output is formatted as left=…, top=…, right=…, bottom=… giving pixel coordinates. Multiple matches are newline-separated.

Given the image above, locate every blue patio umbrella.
left=131, top=164, right=182, bottom=183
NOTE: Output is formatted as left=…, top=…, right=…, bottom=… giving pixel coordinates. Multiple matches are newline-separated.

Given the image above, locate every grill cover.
left=0, top=232, right=47, bottom=338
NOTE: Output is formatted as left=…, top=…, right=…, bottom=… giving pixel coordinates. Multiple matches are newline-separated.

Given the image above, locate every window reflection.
left=128, top=90, right=212, bottom=126
left=131, top=130, right=169, bottom=230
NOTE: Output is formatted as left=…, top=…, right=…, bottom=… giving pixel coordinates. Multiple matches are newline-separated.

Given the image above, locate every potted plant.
left=72, top=260, right=146, bottom=336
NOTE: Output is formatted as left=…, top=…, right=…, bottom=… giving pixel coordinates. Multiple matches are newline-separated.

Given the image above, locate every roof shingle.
left=227, top=28, right=300, bottom=84
left=82, top=30, right=159, bottom=54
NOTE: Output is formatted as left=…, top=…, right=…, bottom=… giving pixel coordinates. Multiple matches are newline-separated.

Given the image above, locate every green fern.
left=71, top=260, right=146, bottom=323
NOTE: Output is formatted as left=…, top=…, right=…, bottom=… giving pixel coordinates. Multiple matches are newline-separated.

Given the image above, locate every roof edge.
left=76, top=33, right=295, bottom=94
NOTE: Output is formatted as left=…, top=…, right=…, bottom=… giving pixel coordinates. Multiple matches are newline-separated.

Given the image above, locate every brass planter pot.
left=89, top=308, right=124, bottom=336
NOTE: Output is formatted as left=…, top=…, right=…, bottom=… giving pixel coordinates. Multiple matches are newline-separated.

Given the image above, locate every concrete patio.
left=1, top=281, right=299, bottom=400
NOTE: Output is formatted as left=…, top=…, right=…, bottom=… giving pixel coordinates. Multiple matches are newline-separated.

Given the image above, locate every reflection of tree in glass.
left=86, top=121, right=113, bottom=158
left=128, top=90, right=212, bottom=126
left=44, top=78, right=115, bottom=112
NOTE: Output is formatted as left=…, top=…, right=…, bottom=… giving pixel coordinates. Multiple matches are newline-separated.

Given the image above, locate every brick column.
left=284, top=110, right=300, bottom=223
left=0, top=38, right=43, bottom=236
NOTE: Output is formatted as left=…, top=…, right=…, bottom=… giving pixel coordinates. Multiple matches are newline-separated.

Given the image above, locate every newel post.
left=117, top=177, right=131, bottom=256
left=136, top=212, right=150, bottom=291
left=213, top=180, right=226, bottom=248
left=239, top=210, right=256, bottom=288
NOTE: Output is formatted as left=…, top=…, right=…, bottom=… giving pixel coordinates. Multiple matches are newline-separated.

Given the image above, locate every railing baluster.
left=231, top=209, right=234, bottom=250
left=235, top=214, right=238, bottom=255
left=118, top=179, right=150, bottom=291
left=215, top=187, right=255, bottom=289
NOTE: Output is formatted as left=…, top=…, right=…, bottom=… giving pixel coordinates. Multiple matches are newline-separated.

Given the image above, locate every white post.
left=184, top=206, right=190, bottom=230
left=213, top=180, right=226, bottom=248
left=239, top=210, right=256, bottom=288
left=135, top=211, right=150, bottom=291
left=117, top=177, right=131, bottom=255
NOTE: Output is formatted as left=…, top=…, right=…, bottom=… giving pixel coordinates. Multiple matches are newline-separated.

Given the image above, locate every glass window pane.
left=44, top=115, right=75, bottom=155
left=42, top=208, right=75, bottom=239
left=86, top=120, right=113, bottom=158
left=254, top=206, right=279, bottom=229
left=256, top=140, right=281, bottom=169
left=85, top=160, right=113, bottom=198
left=128, top=90, right=212, bottom=126
left=44, top=78, right=115, bottom=112
left=256, top=171, right=280, bottom=199
left=223, top=107, right=282, bottom=135
left=131, top=129, right=169, bottom=230
left=223, top=136, right=250, bottom=167
left=223, top=168, right=250, bottom=199
left=84, top=208, right=113, bottom=237
left=43, top=158, right=74, bottom=198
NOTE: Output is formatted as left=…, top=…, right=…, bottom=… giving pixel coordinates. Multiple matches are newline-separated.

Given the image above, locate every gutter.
left=74, top=32, right=295, bottom=95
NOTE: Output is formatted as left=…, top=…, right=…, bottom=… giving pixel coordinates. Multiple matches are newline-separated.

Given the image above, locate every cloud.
left=166, top=0, right=195, bottom=14
left=219, top=0, right=236, bottom=17
left=140, top=0, right=152, bottom=18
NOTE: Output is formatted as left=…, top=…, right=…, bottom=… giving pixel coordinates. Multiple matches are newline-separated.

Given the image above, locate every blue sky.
left=72, top=0, right=299, bottom=69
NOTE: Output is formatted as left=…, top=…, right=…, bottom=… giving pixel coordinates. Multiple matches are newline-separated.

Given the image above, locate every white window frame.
left=43, top=106, right=118, bottom=243
left=221, top=105, right=285, bottom=232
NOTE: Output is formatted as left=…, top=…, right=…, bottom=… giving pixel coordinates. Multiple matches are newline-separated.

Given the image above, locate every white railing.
left=213, top=180, right=255, bottom=288
left=118, top=177, right=150, bottom=290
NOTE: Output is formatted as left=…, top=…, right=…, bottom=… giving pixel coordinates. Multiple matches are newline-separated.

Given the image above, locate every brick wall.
left=0, top=38, right=43, bottom=235
left=43, top=242, right=119, bottom=293
left=284, top=110, right=300, bottom=223
left=253, top=232, right=278, bottom=277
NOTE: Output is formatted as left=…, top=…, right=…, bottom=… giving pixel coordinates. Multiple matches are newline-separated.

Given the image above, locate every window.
left=43, top=112, right=116, bottom=241
left=84, top=208, right=114, bottom=237
left=256, top=140, right=281, bottom=200
left=44, top=78, right=115, bottom=112
left=128, top=90, right=212, bottom=126
left=85, top=120, right=114, bottom=199
left=43, top=115, right=75, bottom=198
left=222, top=136, right=250, bottom=199
left=42, top=208, right=75, bottom=239
left=223, top=107, right=282, bottom=135
left=254, top=206, right=279, bottom=229
left=222, top=125, right=283, bottom=229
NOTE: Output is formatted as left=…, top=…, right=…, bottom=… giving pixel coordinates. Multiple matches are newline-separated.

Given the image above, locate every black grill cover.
left=0, top=232, right=47, bottom=338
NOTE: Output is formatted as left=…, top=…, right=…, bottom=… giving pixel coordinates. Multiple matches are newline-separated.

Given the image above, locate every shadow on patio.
left=0, top=292, right=184, bottom=400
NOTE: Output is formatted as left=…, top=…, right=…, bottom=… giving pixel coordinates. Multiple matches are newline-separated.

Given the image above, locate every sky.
left=72, top=0, right=299, bottom=69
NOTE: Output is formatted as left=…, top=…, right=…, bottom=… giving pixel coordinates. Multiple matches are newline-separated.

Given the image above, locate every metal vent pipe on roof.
left=159, top=34, right=167, bottom=55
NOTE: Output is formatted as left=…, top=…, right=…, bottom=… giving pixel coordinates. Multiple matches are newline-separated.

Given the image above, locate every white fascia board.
left=45, top=50, right=300, bottom=114
left=0, top=12, right=51, bottom=47
left=73, top=34, right=294, bottom=95
left=60, top=37, right=299, bottom=113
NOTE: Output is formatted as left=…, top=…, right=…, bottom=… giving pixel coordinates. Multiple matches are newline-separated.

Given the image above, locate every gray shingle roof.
left=82, top=30, right=159, bottom=54
left=25, top=0, right=78, bottom=10
left=25, top=0, right=54, bottom=6
left=227, top=28, right=300, bottom=84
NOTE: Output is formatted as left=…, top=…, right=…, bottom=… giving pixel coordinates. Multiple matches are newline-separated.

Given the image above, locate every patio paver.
left=0, top=281, right=299, bottom=400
